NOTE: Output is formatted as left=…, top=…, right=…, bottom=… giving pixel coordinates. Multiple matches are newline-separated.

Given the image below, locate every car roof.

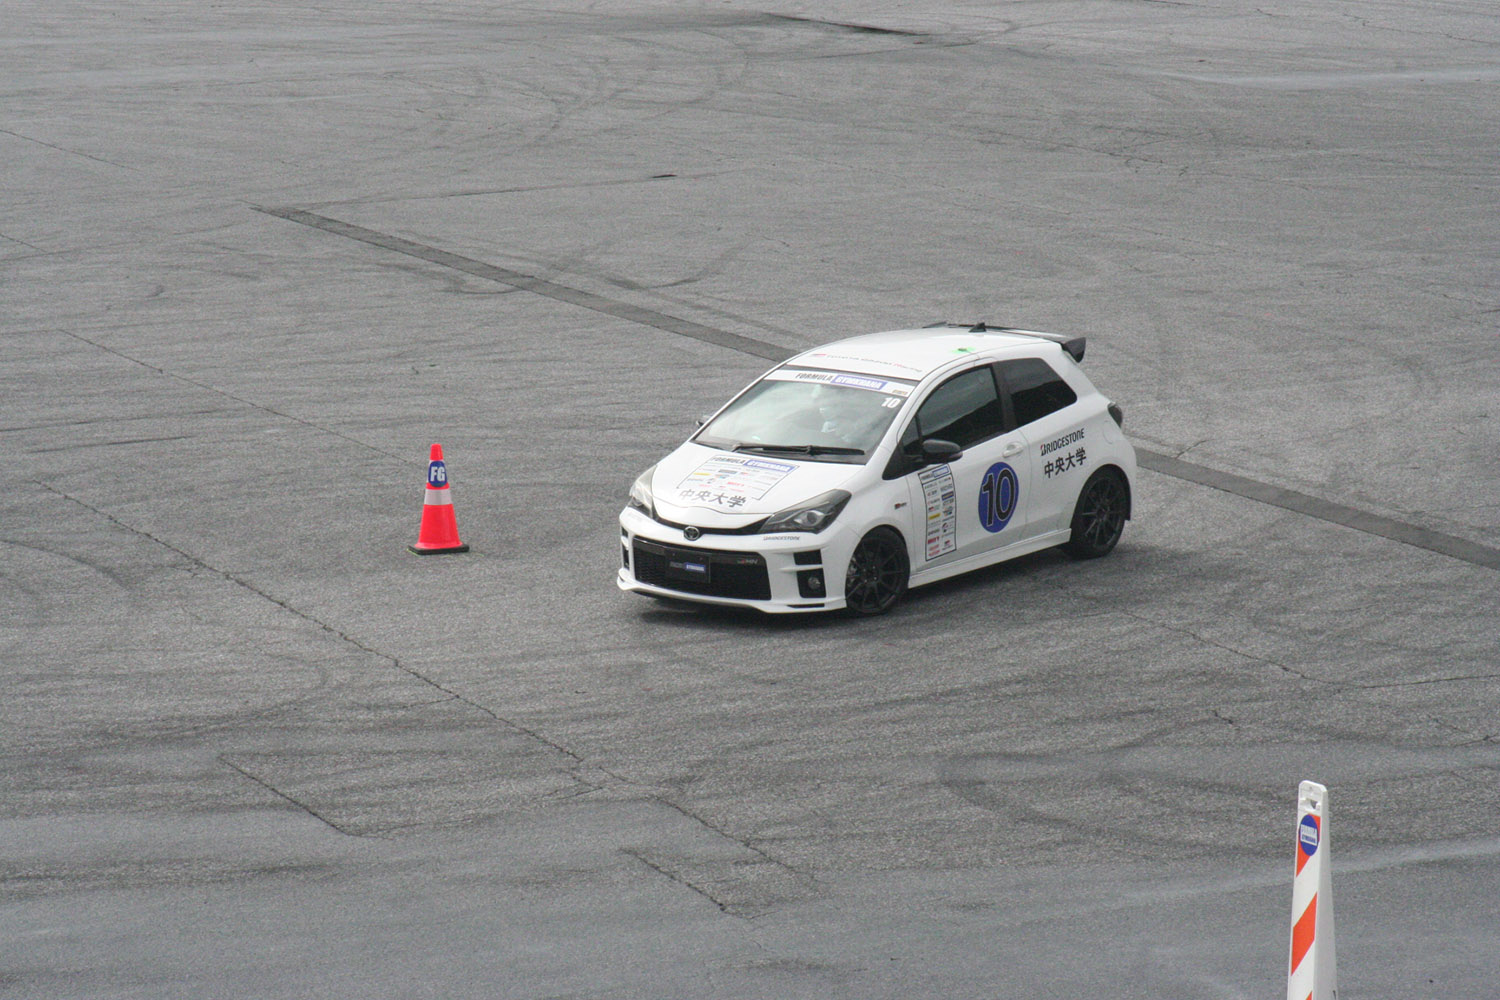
left=785, top=325, right=1073, bottom=381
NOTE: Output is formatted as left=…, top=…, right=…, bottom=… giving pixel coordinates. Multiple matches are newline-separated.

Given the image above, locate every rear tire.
left=1064, top=469, right=1128, bottom=559
left=844, top=528, right=909, bottom=616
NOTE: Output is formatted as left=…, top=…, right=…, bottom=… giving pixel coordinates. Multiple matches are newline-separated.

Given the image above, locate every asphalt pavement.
left=3, top=2, right=1498, bottom=997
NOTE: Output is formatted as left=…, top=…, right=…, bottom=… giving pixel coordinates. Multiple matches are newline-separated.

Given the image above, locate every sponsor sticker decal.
left=1039, top=428, right=1085, bottom=456
left=676, top=454, right=795, bottom=507
left=766, top=369, right=913, bottom=397
left=1040, top=428, right=1087, bottom=478
left=1043, top=446, right=1087, bottom=479
left=1299, top=814, right=1320, bottom=857
left=919, top=464, right=958, bottom=560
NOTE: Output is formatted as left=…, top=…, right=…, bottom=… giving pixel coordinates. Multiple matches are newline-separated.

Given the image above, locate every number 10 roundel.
left=978, top=462, right=1018, bottom=533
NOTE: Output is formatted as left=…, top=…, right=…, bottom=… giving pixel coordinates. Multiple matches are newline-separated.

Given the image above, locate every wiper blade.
left=735, top=443, right=865, bottom=456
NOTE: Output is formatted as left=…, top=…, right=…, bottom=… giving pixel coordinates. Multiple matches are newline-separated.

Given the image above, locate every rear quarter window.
left=999, top=357, right=1078, bottom=427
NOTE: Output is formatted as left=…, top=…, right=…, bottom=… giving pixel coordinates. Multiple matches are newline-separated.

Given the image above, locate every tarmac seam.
left=652, top=796, right=812, bottom=880
left=31, top=478, right=589, bottom=768
left=34, top=480, right=796, bottom=858
left=620, top=848, right=735, bottom=913
left=218, top=756, right=374, bottom=839
left=35, top=479, right=812, bottom=866
left=55, top=328, right=406, bottom=464
left=254, top=206, right=789, bottom=362
left=257, top=207, right=1500, bottom=573
left=1133, top=449, right=1500, bottom=571
left=1111, top=605, right=1336, bottom=687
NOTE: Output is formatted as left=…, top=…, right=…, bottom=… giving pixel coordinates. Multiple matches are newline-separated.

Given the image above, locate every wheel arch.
left=1092, top=463, right=1133, bottom=519
left=842, top=522, right=912, bottom=616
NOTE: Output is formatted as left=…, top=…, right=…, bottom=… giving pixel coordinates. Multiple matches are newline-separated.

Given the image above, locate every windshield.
left=694, top=368, right=916, bottom=463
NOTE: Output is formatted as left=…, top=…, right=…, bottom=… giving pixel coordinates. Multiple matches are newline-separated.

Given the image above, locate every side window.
left=1000, top=357, right=1078, bottom=427
left=913, top=367, right=1005, bottom=449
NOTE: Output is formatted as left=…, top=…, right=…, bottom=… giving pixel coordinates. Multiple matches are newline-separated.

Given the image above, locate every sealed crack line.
left=1135, top=449, right=1500, bottom=572
left=29, top=434, right=194, bottom=453
left=57, top=328, right=404, bottom=464
left=34, top=486, right=736, bottom=829
left=621, top=848, right=735, bottom=912
left=653, top=796, right=811, bottom=878
left=32, top=480, right=587, bottom=768
left=219, top=756, right=375, bottom=839
left=258, top=207, right=1499, bottom=572
left=254, top=206, right=788, bottom=362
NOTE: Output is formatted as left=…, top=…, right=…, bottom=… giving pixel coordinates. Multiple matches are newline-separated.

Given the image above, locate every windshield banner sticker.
left=805, top=350, right=926, bottom=375
left=764, top=369, right=913, bottom=397
left=677, top=455, right=796, bottom=507
left=919, top=464, right=958, bottom=560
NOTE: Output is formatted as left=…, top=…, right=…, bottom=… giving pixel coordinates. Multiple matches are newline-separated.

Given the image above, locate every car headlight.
left=628, top=465, right=657, bottom=519
left=761, top=489, right=851, bottom=534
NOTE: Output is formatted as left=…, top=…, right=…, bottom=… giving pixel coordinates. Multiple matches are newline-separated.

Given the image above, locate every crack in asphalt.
left=1357, top=672, right=1500, bottom=690
left=31, top=480, right=501, bottom=715
left=259, top=207, right=1500, bottom=573
left=252, top=206, right=789, bottom=362
left=31, top=479, right=801, bottom=869
left=0, top=126, right=140, bottom=171
left=30, top=480, right=593, bottom=794
left=56, top=328, right=405, bottom=463
left=29, top=434, right=194, bottom=452
left=218, top=756, right=375, bottom=839
left=1134, top=450, right=1500, bottom=572
left=620, top=848, right=735, bottom=912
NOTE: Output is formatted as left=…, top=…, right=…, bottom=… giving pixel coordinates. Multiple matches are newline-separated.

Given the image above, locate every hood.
left=650, top=443, right=863, bottom=526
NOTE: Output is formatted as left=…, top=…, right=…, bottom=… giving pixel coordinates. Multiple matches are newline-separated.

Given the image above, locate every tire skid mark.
left=29, top=434, right=193, bottom=453
left=262, top=208, right=1500, bottom=572
left=55, top=328, right=405, bottom=463
left=31, top=480, right=802, bottom=865
left=256, top=207, right=787, bottom=361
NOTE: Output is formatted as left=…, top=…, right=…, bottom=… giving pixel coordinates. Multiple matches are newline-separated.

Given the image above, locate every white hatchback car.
left=618, top=324, right=1136, bottom=614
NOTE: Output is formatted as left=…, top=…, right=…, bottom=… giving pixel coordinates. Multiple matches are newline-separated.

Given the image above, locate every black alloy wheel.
left=1064, top=468, right=1129, bottom=559
left=844, top=528, right=909, bottom=615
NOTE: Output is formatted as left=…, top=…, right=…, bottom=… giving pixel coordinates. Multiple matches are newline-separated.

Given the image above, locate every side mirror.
left=921, top=438, right=964, bottom=464
left=695, top=414, right=711, bottom=429
left=886, top=437, right=965, bottom=480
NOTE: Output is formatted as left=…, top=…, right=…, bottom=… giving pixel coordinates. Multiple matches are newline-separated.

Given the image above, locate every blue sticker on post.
left=978, top=462, right=1019, bottom=533
left=427, top=460, right=448, bottom=488
left=1298, top=814, right=1319, bottom=856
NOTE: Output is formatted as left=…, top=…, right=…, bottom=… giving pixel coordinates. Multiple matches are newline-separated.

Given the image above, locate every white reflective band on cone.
left=423, top=487, right=453, bottom=506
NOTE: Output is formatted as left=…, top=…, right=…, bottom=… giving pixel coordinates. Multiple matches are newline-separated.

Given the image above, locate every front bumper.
left=617, top=507, right=858, bottom=613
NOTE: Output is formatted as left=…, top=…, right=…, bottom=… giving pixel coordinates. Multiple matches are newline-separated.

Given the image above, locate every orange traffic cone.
left=408, top=443, right=469, bottom=555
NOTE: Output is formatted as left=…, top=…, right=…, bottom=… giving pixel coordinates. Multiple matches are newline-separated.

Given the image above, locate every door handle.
left=1002, top=440, right=1024, bottom=458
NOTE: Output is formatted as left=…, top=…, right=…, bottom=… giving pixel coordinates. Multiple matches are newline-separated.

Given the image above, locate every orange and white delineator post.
left=408, top=443, right=469, bottom=555
left=1288, top=780, right=1336, bottom=1000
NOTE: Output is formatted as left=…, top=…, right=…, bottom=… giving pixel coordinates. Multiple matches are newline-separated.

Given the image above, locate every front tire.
left=844, top=528, right=909, bottom=616
left=1064, top=468, right=1129, bottom=559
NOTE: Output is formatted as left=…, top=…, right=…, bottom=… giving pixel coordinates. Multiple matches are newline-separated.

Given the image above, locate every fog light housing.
left=797, top=569, right=825, bottom=598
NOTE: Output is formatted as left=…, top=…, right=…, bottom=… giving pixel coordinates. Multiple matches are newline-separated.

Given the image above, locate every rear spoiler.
left=923, top=321, right=1086, bottom=363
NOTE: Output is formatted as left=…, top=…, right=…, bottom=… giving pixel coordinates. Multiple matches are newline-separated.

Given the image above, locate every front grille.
left=650, top=512, right=768, bottom=536
left=631, top=539, right=771, bottom=601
